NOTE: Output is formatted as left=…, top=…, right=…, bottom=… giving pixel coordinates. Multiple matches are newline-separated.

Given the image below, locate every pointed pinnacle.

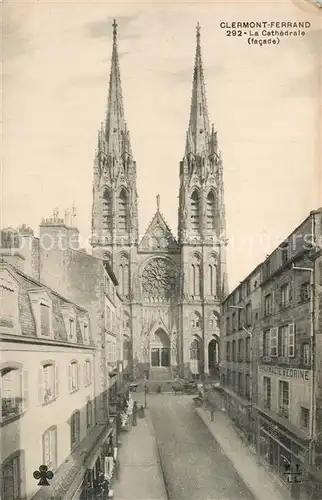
left=112, top=19, right=118, bottom=42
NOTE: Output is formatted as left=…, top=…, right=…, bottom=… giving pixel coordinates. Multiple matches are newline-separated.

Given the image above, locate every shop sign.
left=259, top=365, right=311, bottom=381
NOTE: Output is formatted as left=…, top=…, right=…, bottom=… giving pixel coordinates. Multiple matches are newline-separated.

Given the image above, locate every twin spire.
left=104, top=19, right=213, bottom=159
left=186, top=22, right=211, bottom=157
left=105, top=19, right=130, bottom=158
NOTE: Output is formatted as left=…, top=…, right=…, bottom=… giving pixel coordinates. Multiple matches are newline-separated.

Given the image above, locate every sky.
left=2, top=0, right=321, bottom=290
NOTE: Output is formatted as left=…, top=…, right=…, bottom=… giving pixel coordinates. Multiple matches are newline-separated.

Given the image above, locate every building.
left=0, top=260, right=117, bottom=500
left=91, top=20, right=228, bottom=381
left=220, top=208, right=322, bottom=500
left=0, top=217, right=125, bottom=498
left=220, top=264, right=262, bottom=445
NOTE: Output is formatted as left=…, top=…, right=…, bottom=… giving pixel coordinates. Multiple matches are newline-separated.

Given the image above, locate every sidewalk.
left=195, top=406, right=292, bottom=500
left=113, top=409, right=168, bottom=500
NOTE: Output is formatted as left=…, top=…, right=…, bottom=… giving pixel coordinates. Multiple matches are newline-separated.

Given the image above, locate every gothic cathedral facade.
left=91, top=20, right=229, bottom=380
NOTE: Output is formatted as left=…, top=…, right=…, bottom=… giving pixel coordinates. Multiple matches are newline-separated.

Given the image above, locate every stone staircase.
left=148, top=367, right=172, bottom=381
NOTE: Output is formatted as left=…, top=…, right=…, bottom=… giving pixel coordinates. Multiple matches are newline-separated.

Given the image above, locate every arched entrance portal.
left=190, top=338, right=201, bottom=378
left=208, top=338, right=219, bottom=377
left=150, top=328, right=170, bottom=367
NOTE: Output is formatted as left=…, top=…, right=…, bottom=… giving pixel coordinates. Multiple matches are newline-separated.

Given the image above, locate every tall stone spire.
left=105, top=19, right=130, bottom=157
left=186, top=22, right=210, bottom=157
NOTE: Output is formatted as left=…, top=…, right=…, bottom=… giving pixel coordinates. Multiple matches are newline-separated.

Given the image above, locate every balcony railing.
left=1, top=398, right=23, bottom=422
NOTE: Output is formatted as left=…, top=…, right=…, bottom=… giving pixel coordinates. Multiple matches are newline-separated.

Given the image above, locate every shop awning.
left=31, top=424, right=113, bottom=500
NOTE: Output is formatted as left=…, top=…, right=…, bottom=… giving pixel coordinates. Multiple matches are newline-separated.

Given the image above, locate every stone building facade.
left=220, top=208, right=322, bottom=500
left=220, top=264, right=262, bottom=444
left=91, top=21, right=229, bottom=380
left=0, top=260, right=119, bottom=500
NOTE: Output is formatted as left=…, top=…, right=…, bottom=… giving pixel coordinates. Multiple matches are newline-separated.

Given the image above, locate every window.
left=208, top=261, right=217, bottom=296
left=206, top=191, right=215, bottom=229
left=102, top=189, right=112, bottom=231
left=0, top=284, right=16, bottom=323
left=279, top=381, right=289, bottom=418
left=123, top=339, right=130, bottom=362
left=245, top=303, right=252, bottom=326
left=1, top=452, right=22, bottom=499
left=300, top=407, right=309, bottom=429
left=190, top=339, right=200, bottom=360
left=232, top=340, right=236, bottom=362
left=232, top=371, right=236, bottom=388
left=264, top=294, right=272, bottom=316
left=1, top=366, right=26, bottom=422
left=263, top=377, right=271, bottom=409
left=84, top=360, right=92, bottom=387
left=245, top=374, right=251, bottom=400
left=300, top=282, right=310, bottom=302
left=245, top=336, right=250, bottom=362
left=302, top=343, right=310, bottom=366
left=263, top=260, right=271, bottom=280
left=40, top=303, right=50, bottom=336
left=69, top=362, right=79, bottom=393
left=238, top=338, right=244, bottom=361
left=281, top=246, right=288, bottom=265
left=263, top=330, right=270, bottom=357
left=190, top=190, right=200, bottom=231
left=280, top=325, right=289, bottom=357
left=226, top=342, right=230, bottom=361
left=237, top=309, right=243, bottom=330
left=124, top=312, right=131, bottom=329
left=280, top=283, right=290, bottom=309
left=191, top=256, right=201, bottom=297
left=232, top=312, right=236, bottom=331
left=238, top=372, right=243, bottom=395
left=191, top=312, right=201, bottom=328
left=246, top=280, right=251, bottom=296
left=42, top=363, right=56, bottom=404
left=86, top=400, right=93, bottom=429
left=270, top=328, right=278, bottom=357
left=28, top=289, right=53, bottom=338
left=118, top=189, right=128, bottom=232
left=70, top=411, right=81, bottom=448
left=288, top=324, right=295, bottom=357
left=83, top=322, right=89, bottom=343
left=42, top=427, right=57, bottom=469
left=119, top=255, right=129, bottom=298
left=226, top=317, right=230, bottom=334
left=69, top=318, right=76, bottom=340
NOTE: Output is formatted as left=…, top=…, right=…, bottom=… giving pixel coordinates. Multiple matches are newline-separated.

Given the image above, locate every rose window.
left=141, top=258, right=177, bottom=299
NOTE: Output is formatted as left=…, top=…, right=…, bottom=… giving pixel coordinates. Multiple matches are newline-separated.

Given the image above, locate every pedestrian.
left=132, top=401, right=138, bottom=426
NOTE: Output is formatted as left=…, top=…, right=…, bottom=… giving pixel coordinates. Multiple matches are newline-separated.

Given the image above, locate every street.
left=147, top=393, right=255, bottom=500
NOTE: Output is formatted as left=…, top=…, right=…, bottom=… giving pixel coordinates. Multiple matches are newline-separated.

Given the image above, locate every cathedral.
left=91, top=20, right=229, bottom=380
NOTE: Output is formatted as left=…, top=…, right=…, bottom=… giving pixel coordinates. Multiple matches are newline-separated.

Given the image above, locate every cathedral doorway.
left=208, top=337, right=219, bottom=378
left=189, top=338, right=201, bottom=377
left=150, top=328, right=170, bottom=367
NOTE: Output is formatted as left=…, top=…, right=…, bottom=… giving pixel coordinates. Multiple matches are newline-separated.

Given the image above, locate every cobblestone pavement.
left=147, top=393, right=255, bottom=500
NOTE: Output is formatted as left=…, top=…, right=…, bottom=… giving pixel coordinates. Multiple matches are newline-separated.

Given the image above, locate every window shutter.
left=22, top=370, right=28, bottom=411
left=259, top=332, right=263, bottom=358
left=271, top=290, right=275, bottom=314
left=288, top=323, right=295, bottom=357
left=55, top=365, right=59, bottom=397
left=84, top=362, right=87, bottom=386
left=38, top=367, right=44, bottom=404
left=270, top=327, right=278, bottom=356
left=68, top=364, right=71, bottom=392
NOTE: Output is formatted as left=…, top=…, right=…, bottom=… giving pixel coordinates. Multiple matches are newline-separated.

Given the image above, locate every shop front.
left=79, top=429, right=118, bottom=500
left=222, top=387, right=254, bottom=443
left=257, top=412, right=310, bottom=496
left=32, top=423, right=118, bottom=500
